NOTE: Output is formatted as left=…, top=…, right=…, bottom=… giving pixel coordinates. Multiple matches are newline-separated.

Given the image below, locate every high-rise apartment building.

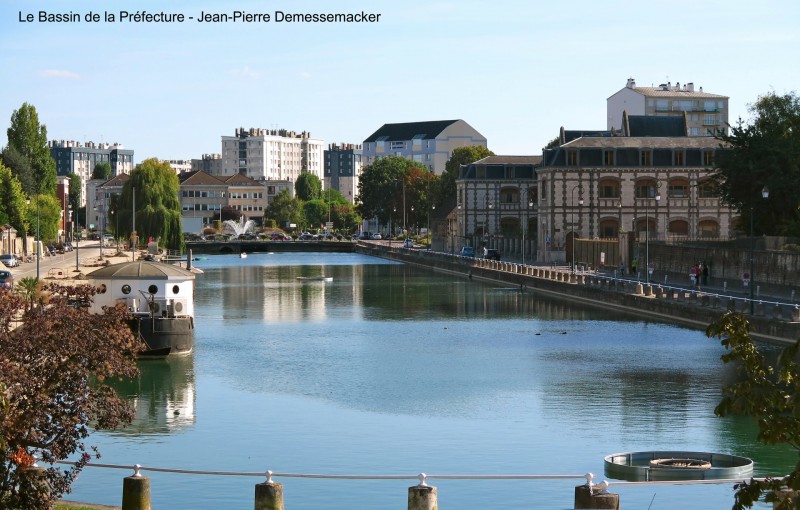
left=49, top=140, right=134, bottom=206
left=220, top=127, right=324, bottom=182
left=607, top=78, right=729, bottom=137
left=324, top=143, right=362, bottom=204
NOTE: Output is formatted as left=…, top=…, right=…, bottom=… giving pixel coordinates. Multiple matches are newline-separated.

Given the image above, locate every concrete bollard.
left=122, top=467, right=151, bottom=510
left=408, top=475, right=437, bottom=510
left=700, top=294, right=710, bottom=307
left=254, top=476, right=284, bottom=510
left=794, top=307, right=800, bottom=322
left=635, top=283, right=644, bottom=296
left=773, top=305, right=783, bottom=319
left=645, top=284, right=654, bottom=297
left=574, top=484, right=619, bottom=509
left=756, top=302, right=765, bottom=316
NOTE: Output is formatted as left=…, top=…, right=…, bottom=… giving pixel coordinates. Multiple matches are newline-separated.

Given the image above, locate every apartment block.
left=362, top=119, right=487, bottom=175
left=220, top=127, right=325, bottom=182
left=607, top=78, right=729, bottom=137
left=50, top=140, right=134, bottom=206
left=324, top=143, right=362, bottom=204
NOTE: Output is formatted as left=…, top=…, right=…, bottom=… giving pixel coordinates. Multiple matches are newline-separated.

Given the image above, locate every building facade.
left=86, top=173, right=129, bottom=238
left=178, top=170, right=294, bottom=231
left=536, top=126, right=736, bottom=262
left=324, top=143, right=362, bottom=204
left=454, top=156, right=541, bottom=258
left=220, top=127, right=325, bottom=182
left=607, top=78, right=729, bottom=137
left=362, top=119, right=487, bottom=175
left=50, top=140, right=134, bottom=206
left=191, top=154, right=222, bottom=175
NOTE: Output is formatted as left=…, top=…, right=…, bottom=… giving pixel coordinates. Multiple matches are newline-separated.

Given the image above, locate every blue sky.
left=2, top=0, right=798, bottom=161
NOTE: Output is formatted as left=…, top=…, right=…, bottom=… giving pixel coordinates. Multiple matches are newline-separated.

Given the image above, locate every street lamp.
left=644, top=182, right=661, bottom=283
left=521, top=189, right=533, bottom=265
left=26, top=196, right=41, bottom=280
left=570, top=185, right=583, bottom=273
left=750, top=186, right=770, bottom=314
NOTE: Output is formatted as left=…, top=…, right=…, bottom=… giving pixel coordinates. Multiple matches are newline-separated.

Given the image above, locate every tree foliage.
left=0, top=282, right=141, bottom=510
left=6, top=103, right=56, bottom=196
left=712, top=91, right=800, bottom=236
left=24, top=194, right=60, bottom=243
left=114, top=158, right=183, bottom=250
left=66, top=172, right=81, bottom=224
left=92, top=162, right=111, bottom=181
left=295, top=173, right=322, bottom=201
left=435, top=145, right=493, bottom=211
left=356, top=155, right=433, bottom=227
left=264, top=189, right=304, bottom=230
left=0, top=162, right=28, bottom=238
left=707, top=312, right=800, bottom=509
left=303, top=199, right=329, bottom=229
left=1, top=145, right=36, bottom=197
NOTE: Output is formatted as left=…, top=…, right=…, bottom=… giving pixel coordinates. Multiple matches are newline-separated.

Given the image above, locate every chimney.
left=626, top=78, right=636, bottom=88
left=687, top=82, right=694, bottom=92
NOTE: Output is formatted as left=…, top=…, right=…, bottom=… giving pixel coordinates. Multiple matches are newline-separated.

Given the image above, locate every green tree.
left=264, top=189, right=303, bottom=230
left=24, top=194, right=60, bottom=243
left=295, top=173, right=322, bottom=201
left=66, top=172, right=81, bottom=225
left=331, top=203, right=361, bottom=232
left=357, top=155, right=428, bottom=226
left=435, top=145, right=494, bottom=210
left=0, top=282, right=140, bottom=510
left=712, top=91, right=800, bottom=236
left=6, top=103, right=56, bottom=196
left=0, top=162, right=29, bottom=241
left=707, top=311, right=800, bottom=509
left=92, top=162, right=112, bottom=181
left=303, top=199, right=329, bottom=229
left=1, top=145, right=35, bottom=197
left=115, top=158, right=183, bottom=251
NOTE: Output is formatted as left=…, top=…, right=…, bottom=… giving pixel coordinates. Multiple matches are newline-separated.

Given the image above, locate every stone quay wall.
left=356, top=243, right=800, bottom=347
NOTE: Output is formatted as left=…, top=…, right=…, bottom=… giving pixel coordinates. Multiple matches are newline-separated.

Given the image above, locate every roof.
left=102, top=173, right=130, bottom=187
left=632, top=86, right=728, bottom=99
left=223, top=173, right=261, bottom=186
left=89, top=260, right=196, bottom=280
left=625, top=114, right=687, bottom=137
left=562, top=136, right=725, bottom=149
left=472, top=155, right=542, bottom=165
left=363, top=120, right=461, bottom=143
left=179, top=170, right=225, bottom=185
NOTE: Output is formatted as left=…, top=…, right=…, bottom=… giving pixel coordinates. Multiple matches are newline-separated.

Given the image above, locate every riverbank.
left=356, top=242, right=800, bottom=346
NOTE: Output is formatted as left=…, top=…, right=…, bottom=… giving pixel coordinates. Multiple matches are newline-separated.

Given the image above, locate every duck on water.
left=87, top=260, right=196, bottom=358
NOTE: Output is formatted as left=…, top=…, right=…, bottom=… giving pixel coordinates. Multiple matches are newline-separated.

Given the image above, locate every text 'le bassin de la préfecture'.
left=20, top=10, right=381, bottom=23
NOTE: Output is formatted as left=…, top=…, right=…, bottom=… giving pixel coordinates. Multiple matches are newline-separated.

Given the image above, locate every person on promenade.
left=690, top=264, right=699, bottom=289
left=702, top=264, right=709, bottom=286
left=631, top=258, right=638, bottom=277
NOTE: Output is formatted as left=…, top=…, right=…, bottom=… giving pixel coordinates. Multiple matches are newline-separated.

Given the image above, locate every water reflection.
left=109, top=355, right=196, bottom=435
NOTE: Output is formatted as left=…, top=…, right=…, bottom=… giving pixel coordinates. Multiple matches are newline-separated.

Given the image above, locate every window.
left=635, top=180, right=658, bottom=198
left=698, top=180, right=715, bottom=198
left=640, top=151, right=651, bottom=166
left=604, top=150, right=615, bottom=166
left=703, top=151, right=714, bottom=166
left=688, top=127, right=701, bottom=136
left=703, top=114, right=717, bottom=126
left=668, top=180, right=689, bottom=198
left=540, top=180, right=547, bottom=200
left=674, top=151, right=684, bottom=166
left=599, top=180, right=620, bottom=198
left=567, top=151, right=577, bottom=166
left=390, top=141, right=404, bottom=150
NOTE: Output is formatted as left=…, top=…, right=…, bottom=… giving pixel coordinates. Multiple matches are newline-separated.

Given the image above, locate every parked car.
left=403, top=238, right=414, bottom=248
left=459, top=246, right=475, bottom=257
left=1, top=254, right=20, bottom=267
left=0, top=269, right=12, bottom=290
left=270, top=232, right=290, bottom=241
left=358, top=231, right=372, bottom=240
left=371, top=233, right=382, bottom=240
left=484, top=249, right=501, bottom=261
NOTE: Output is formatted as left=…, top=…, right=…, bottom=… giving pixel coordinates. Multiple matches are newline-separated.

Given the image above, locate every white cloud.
left=231, top=66, right=260, bottom=79
left=299, top=72, right=312, bottom=79
left=38, top=69, right=80, bottom=79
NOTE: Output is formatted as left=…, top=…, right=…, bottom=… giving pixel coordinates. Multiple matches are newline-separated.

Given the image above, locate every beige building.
left=220, top=127, right=325, bottom=182
left=363, top=119, right=487, bottom=175
left=536, top=122, right=736, bottom=263
left=607, top=78, right=729, bottom=137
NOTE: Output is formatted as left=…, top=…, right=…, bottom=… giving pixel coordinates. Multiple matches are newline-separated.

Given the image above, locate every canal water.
left=68, top=252, right=794, bottom=509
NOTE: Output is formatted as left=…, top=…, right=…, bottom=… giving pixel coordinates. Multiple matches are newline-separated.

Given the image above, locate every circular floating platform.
left=605, top=451, right=753, bottom=481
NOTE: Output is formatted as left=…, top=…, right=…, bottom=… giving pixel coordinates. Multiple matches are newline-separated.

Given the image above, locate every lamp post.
left=428, top=204, right=435, bottom=247
left=750, top=186, right=770, bottom=314
left=644, top=182, right=661, bottom=283
left=570, top=185, right=583, bottom=273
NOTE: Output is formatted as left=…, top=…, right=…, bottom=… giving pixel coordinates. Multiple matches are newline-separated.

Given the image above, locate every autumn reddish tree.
left=0, top=282, right=142, bottom=510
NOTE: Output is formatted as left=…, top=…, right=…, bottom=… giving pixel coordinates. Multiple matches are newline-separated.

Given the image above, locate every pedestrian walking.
left=702, top=264, right=709, bottom=286
left=690, top=264, right=699, bottom=289
left=631, top=258, right=638, bottom=276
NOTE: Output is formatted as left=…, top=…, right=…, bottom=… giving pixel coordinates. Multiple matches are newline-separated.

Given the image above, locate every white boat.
left=240, top=252, right=247, bottom=258
left=296, top=276, right=333, bottom=282
left=88, top=261, right=196, bottom=358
